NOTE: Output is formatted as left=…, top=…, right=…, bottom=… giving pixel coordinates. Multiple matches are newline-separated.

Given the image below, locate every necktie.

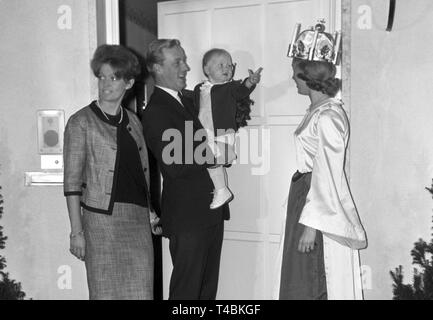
left=177, top=92, right=184, bottom=106
left=178, top=91, right=199, bottom=122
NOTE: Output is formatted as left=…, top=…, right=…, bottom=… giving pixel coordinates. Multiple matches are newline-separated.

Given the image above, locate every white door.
left=158, top=0, right=340, bottom=299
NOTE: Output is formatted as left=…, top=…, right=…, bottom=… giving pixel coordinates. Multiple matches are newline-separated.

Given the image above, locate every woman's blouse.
left=294, top=98, right=367, bottom=249
left=104, top=111, right=148, bottom=208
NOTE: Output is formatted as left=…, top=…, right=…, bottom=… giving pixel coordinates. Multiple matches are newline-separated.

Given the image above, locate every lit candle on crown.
left=308, top=29, right=319, bottom=60
left=332, top=31, right=341, bottom=64
left=288, top=23, right=301, bottom=57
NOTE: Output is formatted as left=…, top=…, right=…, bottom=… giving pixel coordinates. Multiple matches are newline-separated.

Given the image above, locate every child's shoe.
left=210, top=187, right=233, bottom=209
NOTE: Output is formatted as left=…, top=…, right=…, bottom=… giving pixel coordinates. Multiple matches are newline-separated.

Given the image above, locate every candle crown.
left=287, top=20, right=341, bottom=65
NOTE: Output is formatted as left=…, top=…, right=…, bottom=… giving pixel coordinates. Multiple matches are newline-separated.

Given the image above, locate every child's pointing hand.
left=247, top=67, right=263, bottom=86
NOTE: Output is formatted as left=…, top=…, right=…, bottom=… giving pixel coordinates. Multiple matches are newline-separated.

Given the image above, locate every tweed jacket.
left=63, top=101, right=150, bottom=214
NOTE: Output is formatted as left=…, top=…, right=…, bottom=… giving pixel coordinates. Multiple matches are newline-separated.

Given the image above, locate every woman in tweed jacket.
left=63, top=44, right=161, bottom=300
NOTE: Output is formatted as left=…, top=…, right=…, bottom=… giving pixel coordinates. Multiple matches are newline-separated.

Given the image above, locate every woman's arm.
left=66, top=195, right=85, bottom=261
left=298, top=107, right=366, bottom=250
left=297, top=108, right=346, bottom=253
left=63, top=114, right=86, bottom=261
left=66, top=195, right=83, bottom=234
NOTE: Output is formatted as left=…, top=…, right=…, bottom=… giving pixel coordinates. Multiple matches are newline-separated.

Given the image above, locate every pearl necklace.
left=96, top=100, right=123, bottom=124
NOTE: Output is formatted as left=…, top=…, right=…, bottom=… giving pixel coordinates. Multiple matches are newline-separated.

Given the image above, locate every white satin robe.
left=274, top=98, right=367, bottom=300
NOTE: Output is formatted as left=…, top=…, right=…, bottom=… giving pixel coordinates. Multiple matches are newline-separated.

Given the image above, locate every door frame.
left=96, top=0, right=120, bottom=45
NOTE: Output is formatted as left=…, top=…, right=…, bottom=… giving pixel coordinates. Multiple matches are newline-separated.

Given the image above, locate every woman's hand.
left=69, top=232, right=85, bottom=261
left=149, top=210, right=162, bottom=236
left=298, top=226, right=317, bottom=253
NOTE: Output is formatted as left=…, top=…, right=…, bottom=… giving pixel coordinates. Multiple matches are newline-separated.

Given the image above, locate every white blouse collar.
left=308, top=97, right=342, bottom=113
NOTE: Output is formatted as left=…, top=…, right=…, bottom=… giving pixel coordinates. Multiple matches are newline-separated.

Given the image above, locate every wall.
left=349, top=0, right=433, bottom=299
left=0, top=0, right=97, bottom=299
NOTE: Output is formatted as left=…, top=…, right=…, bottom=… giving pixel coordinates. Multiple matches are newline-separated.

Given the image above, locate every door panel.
left=160, top=10, right=210, bottom=87
left=265, top=1, right=319, bottom=116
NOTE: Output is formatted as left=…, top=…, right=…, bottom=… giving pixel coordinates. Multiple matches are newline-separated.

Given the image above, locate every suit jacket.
left=142, top=87, right=230, bottom=237
left=193, top=79, right=255, bottom=136
left=63, top=101, right=151, bottom=214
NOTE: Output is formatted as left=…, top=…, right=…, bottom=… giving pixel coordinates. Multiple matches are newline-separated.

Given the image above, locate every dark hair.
left=292, top=58, right=341, bottom=97
left=90, top=44, right=140, bottom=81
left=202, top=48, right=231, bottom=77
left=145, top=39, right=181, bottom=76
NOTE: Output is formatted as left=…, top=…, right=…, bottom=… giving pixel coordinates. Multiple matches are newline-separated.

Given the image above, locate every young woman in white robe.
left=278, top=57, right=367, bottom=300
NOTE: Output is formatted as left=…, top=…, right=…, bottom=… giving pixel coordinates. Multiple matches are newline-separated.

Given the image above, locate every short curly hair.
left=292, top=58, right=341, bottom=97
left=90, top=44, right=141, bottom=81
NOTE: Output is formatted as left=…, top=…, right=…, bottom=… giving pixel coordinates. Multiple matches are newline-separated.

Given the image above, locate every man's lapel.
left=154, top=87, right=190, bottom=118
left=153, top=87, right=203, bottom=130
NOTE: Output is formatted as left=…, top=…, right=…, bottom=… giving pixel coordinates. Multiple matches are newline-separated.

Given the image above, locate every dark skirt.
left=279, top=172, right=327, bottom=300
left=83, top=202, right=154, bottom=300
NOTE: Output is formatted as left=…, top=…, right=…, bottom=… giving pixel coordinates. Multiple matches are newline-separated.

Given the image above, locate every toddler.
left=194, top=48, right=262, bottom=209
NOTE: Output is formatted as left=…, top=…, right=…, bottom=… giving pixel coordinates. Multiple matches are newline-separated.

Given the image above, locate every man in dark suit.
left=142, top=39, right=232, bottom=300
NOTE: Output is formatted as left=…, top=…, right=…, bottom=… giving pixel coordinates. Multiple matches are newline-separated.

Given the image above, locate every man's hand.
left=149, top=210, right=162, bottom=235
